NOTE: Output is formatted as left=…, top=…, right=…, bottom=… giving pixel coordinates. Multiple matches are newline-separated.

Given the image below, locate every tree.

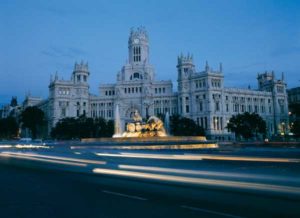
left=289, top=103, right=300, bottom=137
left=170, top=115, right=205, bottom=136
left=51, top=116, right=114, bottom=139
left=0, top=116, right=19, bottom=139
left=227, top=112, right=266, bottom=140
left=20, top=106, right=45, bottom=139
left=291, top=120, right=300, bottom=137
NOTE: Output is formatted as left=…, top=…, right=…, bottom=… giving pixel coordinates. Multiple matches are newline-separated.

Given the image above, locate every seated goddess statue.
left=132, top=110, right=142, bottom=122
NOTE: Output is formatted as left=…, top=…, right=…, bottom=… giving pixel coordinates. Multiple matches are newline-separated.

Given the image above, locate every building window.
left=199, top=102, right=203, bottom=112
left=186, top=105, right=189, bottom=113
left=133, top=46, right=141, bottom=62
left=215, top=102, right=220, bottom=112
left=61, top=108, right=66, bottom=117
left=248, top=105, right=252, bottom=112
left=241, top=105, right=245, bottom=112
left=280, top=105, right=284, bottom=114
left=77, top=75, right=81, bottom=82
left=83, top=75, right=87, bottom=82
left=226, top=104, right=229, bottom=112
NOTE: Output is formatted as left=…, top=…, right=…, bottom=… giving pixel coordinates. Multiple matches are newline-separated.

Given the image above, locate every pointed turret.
left=205, top=61, right=209, bottom=72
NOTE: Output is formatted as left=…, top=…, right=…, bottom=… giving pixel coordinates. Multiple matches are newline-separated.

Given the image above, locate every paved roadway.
left=0, top=143, right=300, bottom=218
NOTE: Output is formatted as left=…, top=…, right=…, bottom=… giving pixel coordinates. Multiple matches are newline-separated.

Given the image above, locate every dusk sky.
left=1, top=0, right=299, bottom=105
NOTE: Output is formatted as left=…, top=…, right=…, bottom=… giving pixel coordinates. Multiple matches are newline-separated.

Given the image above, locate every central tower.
left=128, top=27, right=149, bottom=65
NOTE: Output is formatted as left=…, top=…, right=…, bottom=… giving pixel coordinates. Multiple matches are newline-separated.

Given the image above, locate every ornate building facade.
left=25, top=27, right=289, bottom=139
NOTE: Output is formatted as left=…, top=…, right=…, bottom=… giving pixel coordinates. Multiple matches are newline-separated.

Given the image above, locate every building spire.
left=205, top=61, right=209, bottom=72
left=55, top=71, right=58, bottom=81
left=219, top=62, right=223, bottom=73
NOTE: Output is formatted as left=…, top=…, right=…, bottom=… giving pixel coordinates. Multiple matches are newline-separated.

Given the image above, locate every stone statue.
left=132, top=110, right=142, bottom=122
left=122, top=114, right=167, bottom=138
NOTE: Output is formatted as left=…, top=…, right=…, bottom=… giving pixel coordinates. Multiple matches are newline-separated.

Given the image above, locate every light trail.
left=118, top=164, right=300, bottom=182
left=0, top=145, right=13, bottom=148
left=0, top=153, right=87, bottom=167
left=189, top=154, right=300, bottom=163
left=92, top=168, right=300, bottom=195
left=95, top=152, right=203, bottom=160
left=1, top=152, right=106, bottom=165
left=95, top=152, right=300, bottom=163
left=15, top=144, right=50, bottom=149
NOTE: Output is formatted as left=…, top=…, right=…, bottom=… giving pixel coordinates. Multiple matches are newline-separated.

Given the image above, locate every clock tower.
left=128, top=27, right=149, bottom=65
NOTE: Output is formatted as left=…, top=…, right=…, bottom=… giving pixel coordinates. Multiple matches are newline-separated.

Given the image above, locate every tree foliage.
left=20, top=106, right=45, bottom=139
left=0, top=116, right=19, bottom=139
left=291, top=120, right=300, bottom=137
left=289, top=103, right=300, bottom=137
left=227, top=112, right=266, bottom=140
left=289, top=103, right=300, bottom=117
left=51, top=116, right=114, bottom=139
left=170, top=115, right=205, bottom=136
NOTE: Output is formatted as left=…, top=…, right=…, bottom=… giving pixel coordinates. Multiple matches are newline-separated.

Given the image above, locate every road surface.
left=0, top=143, right=300, bottom=217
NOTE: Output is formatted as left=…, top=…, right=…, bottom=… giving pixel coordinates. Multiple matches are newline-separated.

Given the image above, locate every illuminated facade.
left=25, top=27, right=289, bottom=139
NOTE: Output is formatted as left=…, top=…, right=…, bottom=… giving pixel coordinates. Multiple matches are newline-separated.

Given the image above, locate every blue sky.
left=0, top=0, right=299, bottom=105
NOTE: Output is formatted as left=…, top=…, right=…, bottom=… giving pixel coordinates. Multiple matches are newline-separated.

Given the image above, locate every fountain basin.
left=80, top=136, right=218, bottom=150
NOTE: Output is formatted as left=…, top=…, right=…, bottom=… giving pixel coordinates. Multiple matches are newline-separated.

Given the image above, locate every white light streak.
left=0, top=145, right=13, bottom=148
left=2, top=152, right=106, bottom=165
left=118, top=164, right=300, bottom=182
left=92, top=168, right=300, bottom=195
left=0, top=153, right=87, bottom=167
left=95, top=152, right=300, bottom=163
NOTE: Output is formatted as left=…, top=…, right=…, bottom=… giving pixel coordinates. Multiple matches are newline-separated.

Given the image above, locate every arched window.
left=130, top=72, right=143, bottom=80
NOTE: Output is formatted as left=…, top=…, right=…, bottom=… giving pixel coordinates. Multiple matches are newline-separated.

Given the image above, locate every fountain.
left=113, top=104, right=122, bottom=138
left=164, top=112, right=170, bottom=135
left=121, top=111, right=167, bottom=138
left=82, top=110, right=218, bottom=150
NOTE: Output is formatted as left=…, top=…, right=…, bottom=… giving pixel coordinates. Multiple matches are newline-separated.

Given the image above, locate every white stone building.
left=25, top=27, right=289, bottom=139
